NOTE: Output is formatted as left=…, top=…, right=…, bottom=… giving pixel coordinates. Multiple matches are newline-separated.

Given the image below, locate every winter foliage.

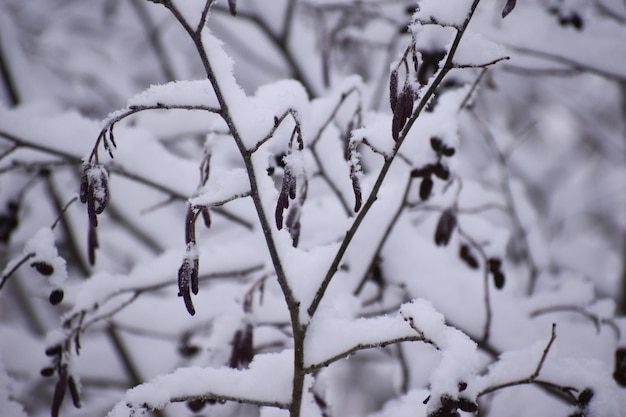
left=0, top=1, right=625, bottom=417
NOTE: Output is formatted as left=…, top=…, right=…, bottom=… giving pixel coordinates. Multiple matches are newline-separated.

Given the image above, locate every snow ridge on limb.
left=107, top=351, right=293, bottom=417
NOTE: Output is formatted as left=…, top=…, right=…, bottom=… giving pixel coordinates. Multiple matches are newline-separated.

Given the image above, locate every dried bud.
left=419, top=176, right=433, bottom=201
left=88, top=226, right=98, bottom=266
left=49, top=289, right=64, bottom=305
left=229, top=324, right=254, bottom=369
left=92, top=166, right=109, bottom=215
left=434, top=208, right=457, bottom=247
left=430, top=137, right=443, bottom=153
left=501, top=0, right=516, bottom=18
left=391, top=83, right=414, bottom=141
left=187, top=399, right=207, bottom=412
left=613, top=348, right=626, bottom=387
left=577, top=388, right=594, bottom=407
left=228, top=0, right=237, bottom=15
left=51, top=365, right=68, bottom=417
left=493, top=272, right=506, bottom=289
left=411, top=164, right=435, bottom=178
left=275, top=167, right=296, bottom=230
left=487, top=258, right=502, bottom=274
left=351, top=172, right=362, bottom=213
left=431, top=137, right=456, bottom=157
left=45, top=345, right=62, bottom=357
left=31, top=261, right=54, bottom=276
left=178, top=248, right=199, bottom=316
left=40, top=367, right=55, bottom=377
left=433, top=162, right=450, bottom=180
left=389, top=69, right=399, bottom=111
left=285, top=206, right=301, bottom=247
left=441, top=146, right=456, bottom=157
left=201, top=207, right=211, bottom=229
left=458, top=381, right=468, bottom=392
left=459, top=245, right=479, bottom=269
left=68, top=375, right=81, bottom=408
left=79, top=163, right=90, bottom=204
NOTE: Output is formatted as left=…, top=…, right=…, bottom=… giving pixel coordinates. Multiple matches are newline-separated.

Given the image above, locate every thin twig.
left=304, top=335, right=428, bottom=373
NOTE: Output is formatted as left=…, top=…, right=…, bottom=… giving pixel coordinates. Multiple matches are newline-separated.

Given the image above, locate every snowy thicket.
left=0, top=1, right=625, bottom=417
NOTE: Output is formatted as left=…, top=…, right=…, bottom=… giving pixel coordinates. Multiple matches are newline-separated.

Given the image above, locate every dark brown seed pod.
left=51, top=365, right=68, bottom=417
left=389, top=69, right=399, bottom=111
left=228, top=0, right=237, bottom=15
left=391, top=83, right=414, bottom=141
left=201, top=207, right=211, bottom=229
left=613, top=348, right=626, bottom=387
left=434, top=208, right=457, bottom=247
left=411, top=164, right=435, bottom=178
left=501, top=0, right=516, bottom=18
left=49, top=289, right=64, bottom=305
left=178, top=257, right=196, bottom=316
left=458, top=381, right=468, bottom=392
left=79, top=163, right=90, bottom=204
left=229, top=324, right=254, bottom=369
left=459, top=245, right=479, bottom=269
left=433, top=163, right=450, bottom=180
left=285, top=206, right=301, bottom=247
left=487, top=258, right=502, bottom=274
left=493, top=272, right=506, bottom=289
left=351, top=172, right=362, bottom=213
left=93, top=167, right=109, bottom=215
left=577, top=388, right=594, bottom=407
left=88, top=226, right=98, bottom=266
left=419, top=176, right=433, bottom=201
left=31, top=261, right=54, bottom=276
left=68, top=375, right=81, bottom=408
left=45, top=345, right=62, bottom=357
left=275, top=168, right=295, bottom=230
left=87, top=196, right=98, bottom=228
left=430, top=137, right=443, bottom=153
left=191, top=257, right=199, bottom=296
left=40, top=367, right=55, bottom=377
left=441, top=146, right=456, bottom=157
left=187, top=399, right=207, bottom=412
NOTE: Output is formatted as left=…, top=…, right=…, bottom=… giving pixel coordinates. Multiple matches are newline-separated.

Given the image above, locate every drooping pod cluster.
left=275, top=164, right=297, bottom=231
left=79, top=162, right=109, bottom=265
left=389, top=68, right=416, bottom=142
left=178, top=206, right=201, bottom=316
left=40, top=343, right=81, bottom=417
left=411, top=137, right=455, bottom=201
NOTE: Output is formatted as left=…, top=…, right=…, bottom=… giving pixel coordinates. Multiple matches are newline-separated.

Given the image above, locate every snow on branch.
left=107, top=351, right=293, bottom=417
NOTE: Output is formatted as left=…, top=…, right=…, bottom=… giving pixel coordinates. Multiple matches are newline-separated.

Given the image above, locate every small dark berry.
left=40, top=367, right=55, bottom=377
left=31, top=262, right=54, bottom=276
left=49, top=289, right=64, bottom=305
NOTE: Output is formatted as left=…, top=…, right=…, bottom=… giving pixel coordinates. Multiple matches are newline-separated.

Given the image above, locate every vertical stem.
left=0, top=32, right=20, bottom=106
left=157, top=2, right=306, bottom=414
